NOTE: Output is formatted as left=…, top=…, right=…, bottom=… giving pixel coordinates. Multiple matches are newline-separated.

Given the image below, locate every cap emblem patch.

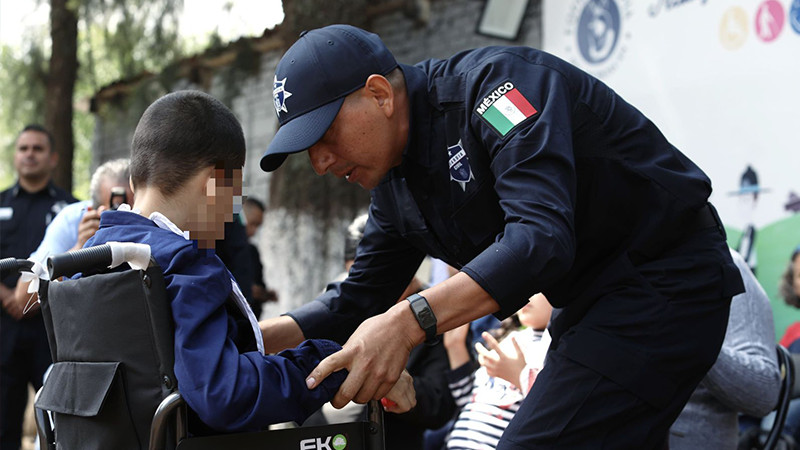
left=273, top=76, right=292, bottom=116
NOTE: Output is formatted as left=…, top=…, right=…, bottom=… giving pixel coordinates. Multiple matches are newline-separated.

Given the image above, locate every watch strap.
left=406, top=293, right=437, bottom=342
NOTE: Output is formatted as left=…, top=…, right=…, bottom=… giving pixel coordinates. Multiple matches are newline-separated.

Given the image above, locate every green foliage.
left=0, top=0, right=185, bottom=195
left=80, top=0, right=184, bottom=89
left=0, top=33, right=49, bottom=188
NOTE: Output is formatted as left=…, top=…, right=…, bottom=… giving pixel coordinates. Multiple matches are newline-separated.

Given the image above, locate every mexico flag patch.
left=475, top=81, right=538, bottom=137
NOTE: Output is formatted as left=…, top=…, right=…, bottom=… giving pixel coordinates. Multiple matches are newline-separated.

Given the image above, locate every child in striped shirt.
left=443, top=294, right=552, bottom=449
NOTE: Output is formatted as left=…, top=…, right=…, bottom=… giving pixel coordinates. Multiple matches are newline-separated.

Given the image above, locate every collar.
left=12, top=180, right=58, bottom=198
left=114, top=204, right=191, bottom=240
left=399, top=63, right=435, bottom=172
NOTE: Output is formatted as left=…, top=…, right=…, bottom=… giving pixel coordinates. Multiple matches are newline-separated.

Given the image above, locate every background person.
left=258, top=25, right=743, bottom=448
left=242, top=197, right=277, bottom=318
left=779, top=245, right=800, bottom=350
left=0, top=124, right=76, bottom=450
left=14, top=158, right=133, bottom=307
left=668, top=249, right=781, bottom=449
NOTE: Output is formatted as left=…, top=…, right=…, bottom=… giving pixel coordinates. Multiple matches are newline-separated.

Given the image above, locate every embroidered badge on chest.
left=475, top=81, right=538, bottom=137
left=272, top=75, right=292, bottom=116
left=448, top=140, right=474, bottom=191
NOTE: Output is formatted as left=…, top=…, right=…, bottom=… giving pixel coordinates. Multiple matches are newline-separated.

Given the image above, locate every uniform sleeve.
left=460, top=55, right=578, bottom=317
left=30, top=202, right=85, bottom=264
left=289, top=203, right=426, bottom=343
left=701, top=250, right=781, bottom=417
left=166, top=248, right=346, bottom=432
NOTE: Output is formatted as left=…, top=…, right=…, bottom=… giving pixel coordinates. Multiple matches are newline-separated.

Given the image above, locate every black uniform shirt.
left=1, top=181, right=76, bottom=289
left=290, top=47, right=739, bottom=344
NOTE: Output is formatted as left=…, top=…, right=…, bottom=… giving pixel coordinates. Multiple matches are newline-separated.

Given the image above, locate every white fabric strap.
left=107, top=242, right=151, bottom=271
left=231, top=278, right=266, bottom=355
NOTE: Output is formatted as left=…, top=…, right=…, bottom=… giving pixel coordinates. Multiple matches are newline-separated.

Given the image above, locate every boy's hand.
left=381, top=369, right=416, bottom=413
left=305, top=306, right=416, bottom=409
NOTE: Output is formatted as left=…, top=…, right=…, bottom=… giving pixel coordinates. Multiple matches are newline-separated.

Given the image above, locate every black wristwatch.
left=406, top=293, right=437, bottom=343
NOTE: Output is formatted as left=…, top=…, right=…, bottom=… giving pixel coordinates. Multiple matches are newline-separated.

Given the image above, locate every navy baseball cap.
left=260, top=24, right=398, bottom=172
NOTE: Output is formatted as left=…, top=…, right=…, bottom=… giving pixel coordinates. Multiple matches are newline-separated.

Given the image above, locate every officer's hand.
left=476, top=332, right=527, bottom=390
left=73, top=206, right=105, bottom=250
left=306, top=310, right=415, bottom=409
left=381, top=369, right=416, bottom=414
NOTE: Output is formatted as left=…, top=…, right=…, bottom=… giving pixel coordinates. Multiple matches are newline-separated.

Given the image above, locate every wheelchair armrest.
left=150, top=392, right=187, bottom=450
left=33, top=387, right=55, bottom=450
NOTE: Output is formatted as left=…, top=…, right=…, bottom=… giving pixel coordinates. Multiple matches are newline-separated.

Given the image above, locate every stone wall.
left=90, top=0, right=542, bottom=319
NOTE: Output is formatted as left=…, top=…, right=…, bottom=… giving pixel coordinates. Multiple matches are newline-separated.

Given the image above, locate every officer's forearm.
left=407, top=271, right=500, bottom=346
left=259, top=315, right=305, bottom=353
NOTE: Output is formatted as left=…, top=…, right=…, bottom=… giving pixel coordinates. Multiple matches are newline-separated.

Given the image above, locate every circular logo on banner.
left=720, top=6, right=749, bottom=50
left=561, top=0, right=631, bottom=79
left=755, top=0, right=785, bottom=42
left=790, top=0, right=800, bottom=35
left=577, top=0, right=621, bottom=64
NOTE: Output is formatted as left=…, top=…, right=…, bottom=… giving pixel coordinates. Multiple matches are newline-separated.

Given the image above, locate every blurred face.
left=98, top=177, right=135, bottom=210
left=244, top=204, right=264, bottom=238
left=307, top=89, right=403, bottom=190
left=518, top=293, right=553, bottom=330
left=793, top=255, right=800, bottom=299
left=14, top=130, right=56, bottom=181
left=187, top=168, right=242, bottom=249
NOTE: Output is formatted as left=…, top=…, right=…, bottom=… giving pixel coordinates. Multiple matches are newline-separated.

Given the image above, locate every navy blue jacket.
left=87, top=211, right=345, bottom=432
left=290, top=47, right=741, bottom=345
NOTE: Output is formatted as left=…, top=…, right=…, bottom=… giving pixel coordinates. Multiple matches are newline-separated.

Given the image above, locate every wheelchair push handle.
left=48, top=245, right=113, bottom=280
left=0, top=257, right=34, bottom=277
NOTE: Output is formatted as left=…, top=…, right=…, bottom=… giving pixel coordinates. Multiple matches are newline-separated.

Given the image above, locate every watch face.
left=409, top=295, right=436, bottom=339
left=417, top=307, right=436, bottom=328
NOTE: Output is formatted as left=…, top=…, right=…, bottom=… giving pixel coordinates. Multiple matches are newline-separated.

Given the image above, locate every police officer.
left=1, top=124, right=76, bottom=450
left=259, top=25, right=743, bottom=448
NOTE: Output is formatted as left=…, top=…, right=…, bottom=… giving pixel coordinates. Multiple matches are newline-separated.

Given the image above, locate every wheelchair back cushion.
left=36, top=266, right=176, bottom=450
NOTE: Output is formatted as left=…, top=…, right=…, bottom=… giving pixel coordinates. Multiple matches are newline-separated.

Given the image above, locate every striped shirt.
left=446, top=328, right=548, bottom=449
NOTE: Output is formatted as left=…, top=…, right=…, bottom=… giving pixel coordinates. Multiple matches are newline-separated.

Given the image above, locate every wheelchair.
left=1, top=243, right=385, bottom=450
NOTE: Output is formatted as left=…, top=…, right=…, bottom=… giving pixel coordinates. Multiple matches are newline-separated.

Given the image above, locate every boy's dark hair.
left=20, top=124, right=55, bottom=152
left=130, top=90, right=245, bottom=195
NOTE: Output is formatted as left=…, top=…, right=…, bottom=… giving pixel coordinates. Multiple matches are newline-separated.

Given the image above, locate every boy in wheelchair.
left=79, top=90, right=413, bottom=434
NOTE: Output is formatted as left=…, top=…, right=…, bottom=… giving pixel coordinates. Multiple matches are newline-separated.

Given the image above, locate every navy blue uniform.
left=290, top=47, right=744, bottom=448
left=1, top=182, right=75, bottom=450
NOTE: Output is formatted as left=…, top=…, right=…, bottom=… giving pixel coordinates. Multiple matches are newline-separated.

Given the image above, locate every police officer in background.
left=1, top=124, right=76, bottom=450
left=259, top=25, right=743, bottom=448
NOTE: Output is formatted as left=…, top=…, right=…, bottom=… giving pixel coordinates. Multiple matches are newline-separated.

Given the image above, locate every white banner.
left=543, top=0, right=800, bottom=337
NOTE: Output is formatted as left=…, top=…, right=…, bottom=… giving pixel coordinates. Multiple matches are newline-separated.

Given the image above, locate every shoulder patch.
left=474, top=81, right=538, bottom=137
